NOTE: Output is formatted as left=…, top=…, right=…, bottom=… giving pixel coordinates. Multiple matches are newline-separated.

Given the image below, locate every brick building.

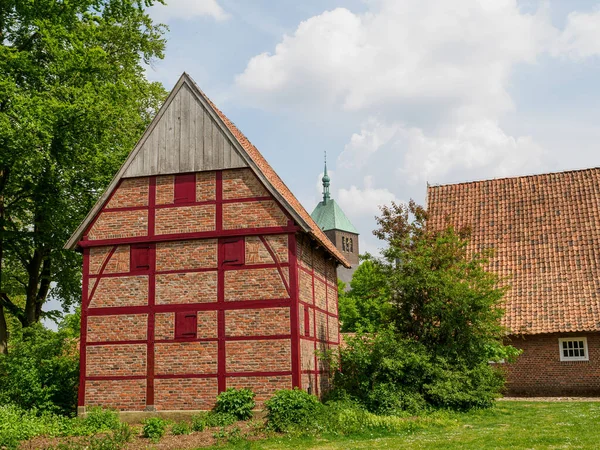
left=311, top=159, right=360, bottom=285
left=427, top=168, right=600, bottom=396
left=66, top=73, right=349, bottom=413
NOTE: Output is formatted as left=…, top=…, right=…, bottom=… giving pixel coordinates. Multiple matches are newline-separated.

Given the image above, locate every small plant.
left=191, top=413, right=206, bottom=432
left=212, top=426, right=242, bottom=444
left=171, top=421, right=191, bottom=435
left=83, top=407, right=121, bottom=433
left=214, top=388, right=256, bottom=420
left=264, top=388, right=324, bottom=432
left=142, top=417, right=168, bottom=443
left=204, top=411, right=236, bottom=428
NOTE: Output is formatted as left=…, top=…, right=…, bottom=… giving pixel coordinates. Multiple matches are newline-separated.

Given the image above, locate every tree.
left=338, top=259, right=391, bottom=332
left=0, top=0, right=167, bottom=351
left=375, top=201, right=514, bottom=363
left=330, top=201, right=519, bottom=412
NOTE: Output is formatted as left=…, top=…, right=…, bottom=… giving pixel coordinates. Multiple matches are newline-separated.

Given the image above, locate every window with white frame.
left=559, top=337, right=589, bottom=361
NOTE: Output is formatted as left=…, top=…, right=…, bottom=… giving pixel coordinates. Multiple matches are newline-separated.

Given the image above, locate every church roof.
left=311, top=199, right=359, bottom=234
left=65, top=73, right=350, bottom=268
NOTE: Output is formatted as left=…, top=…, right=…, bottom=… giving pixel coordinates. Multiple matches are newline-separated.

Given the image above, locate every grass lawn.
left=213, top=401, right=600, bottom=450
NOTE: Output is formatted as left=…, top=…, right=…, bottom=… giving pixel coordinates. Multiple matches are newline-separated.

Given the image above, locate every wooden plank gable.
left=123, top=83, right=246, bottom=178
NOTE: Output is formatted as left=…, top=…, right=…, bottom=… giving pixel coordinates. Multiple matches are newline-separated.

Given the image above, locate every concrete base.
left=119, top=410, right=209, bottom=424
left=77, top=406, right=209, bottom=423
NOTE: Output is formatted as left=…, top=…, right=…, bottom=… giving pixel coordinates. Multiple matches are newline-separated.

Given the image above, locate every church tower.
left=311, top=155, right=360, bottom=284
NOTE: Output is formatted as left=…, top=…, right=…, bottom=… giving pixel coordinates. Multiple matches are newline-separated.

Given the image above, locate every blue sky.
left=143, top=0, right=600, bottom=259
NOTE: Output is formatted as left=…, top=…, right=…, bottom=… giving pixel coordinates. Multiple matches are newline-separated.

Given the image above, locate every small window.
left=349, top=238, right=353, bottom=253
left=130, top=245, right=150, bottom=272
left=175, top=311, right=197, bottom=339
left=342, top=237, right=346, bottom=252
left=174, top=174, right=196, bottom=204
left=222, top=238, right=245, bottom=266
left=559, top=337, right=589, bottom=361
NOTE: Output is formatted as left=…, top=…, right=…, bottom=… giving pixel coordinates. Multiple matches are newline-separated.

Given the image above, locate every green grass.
left=210, top=401, right=600, bottom=450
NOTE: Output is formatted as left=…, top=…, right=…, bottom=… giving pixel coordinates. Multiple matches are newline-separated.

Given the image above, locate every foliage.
left=214, top=387, right=256, bottom=421
left=338, top=259, right=391, bottom=332
left=142, top=417, right=168, bottom=442
left=204, top=411, right=237, bottom=428
left=191, top=413, right=206, bottom=432
left=0, top=319, right=79, bottom=415
left=330, top=329, right=505, bottom=415
left=171, top=421, right=191, bottom=435
left=0, top=404, right=124, bottom=449
left=82, top=407, right=121, bottom=433
left=330, top=201, right=520, bottom=414
left=264, top=388, right=324, bottom=432
left=0, top=0, right=167, bottom=344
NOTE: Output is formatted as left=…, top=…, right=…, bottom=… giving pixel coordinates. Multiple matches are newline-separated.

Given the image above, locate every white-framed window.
left=559, top=337, right=589, bottom=361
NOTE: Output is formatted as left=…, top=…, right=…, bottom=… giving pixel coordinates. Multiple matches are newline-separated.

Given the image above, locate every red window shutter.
left=304, top=308, right=310, bottom=336
left=175, top=311, right=197, bottom=338
left=174, top=174, right=196, bottom=204
left=130, top=245, right=150, bottom=272
left=222, top=238, right=245, bottom=266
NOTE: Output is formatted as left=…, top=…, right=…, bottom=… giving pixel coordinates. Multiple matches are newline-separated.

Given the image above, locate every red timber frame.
left=296, top=237, right=340, bottom=397
left=77, top=169, right=311, bottom=410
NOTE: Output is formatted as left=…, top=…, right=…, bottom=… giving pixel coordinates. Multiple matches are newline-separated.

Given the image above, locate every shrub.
left=171, top=421, right=191, bottom=435
left=0, top=323, right=79, bottom=416
left=191, top=413, right=206, bottom=432
left=83, top=407, right=121, bottom=433
left=204, top=411, right=237, bottom=427
left=330, top=328, right=504, bottom=415
left=142, top=417, right=168, bottom=442
left=214, top=388, right=255, bottom=420
left=264, top=388, right=323, bottom=432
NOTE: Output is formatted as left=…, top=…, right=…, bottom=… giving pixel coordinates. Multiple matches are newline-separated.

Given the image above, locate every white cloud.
left=400, top=120, right=546, bottom=184
left=338, top=119, right=400, bottom=169
left=150, top=0, right=229, bottom=22
left=554, top=9, right=600, bottom=60
left=337, top=176, right=399, bottom=217
left=235, top=1, right=554, bottom=121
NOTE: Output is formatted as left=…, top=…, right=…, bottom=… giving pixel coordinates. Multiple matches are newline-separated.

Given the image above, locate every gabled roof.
left=311, top=199, right=359, bottom=234
left=427, top=167, right=600, bottom=335
left=65, top=73, right=350, bottom=268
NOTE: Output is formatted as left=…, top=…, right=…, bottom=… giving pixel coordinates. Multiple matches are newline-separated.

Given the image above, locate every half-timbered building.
left=66, top=73, right=349, bottom=413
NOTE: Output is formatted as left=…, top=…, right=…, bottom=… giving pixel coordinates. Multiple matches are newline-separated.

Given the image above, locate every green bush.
left=204, top=411, right=236, bottom=428
left=171, top=421, right=191, bottom=435
left=142, top=417, right=168, bottom=442
left=329, top=328, right=504, bottom=415
left=191, top=413, right=206, bottom=432
left=214, top=387, right=256, bottom=420
left=82, top=407, right=121, bottom=433
left=0, top=323, right=79, bottom=416
left=264, top=388, right=323, bottom=432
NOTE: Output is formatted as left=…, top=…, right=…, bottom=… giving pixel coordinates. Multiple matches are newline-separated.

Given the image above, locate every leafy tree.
left=338, top=260, right=391, bottom=332
left=0, top=0, right=167, bottom=351
left=330, top=200, right=519, bottom=412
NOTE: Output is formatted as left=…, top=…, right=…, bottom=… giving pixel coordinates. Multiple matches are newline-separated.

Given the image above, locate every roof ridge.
left=428, top=166, right=600, bottom=189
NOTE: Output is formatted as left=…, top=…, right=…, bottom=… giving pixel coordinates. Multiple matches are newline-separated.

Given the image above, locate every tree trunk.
left=0, top=306, right=7, bottom=354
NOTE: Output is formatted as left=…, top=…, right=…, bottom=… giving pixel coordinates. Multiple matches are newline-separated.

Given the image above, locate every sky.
left=142, top=0, right=600, bottom=257
left=44, top=0, right=600, bottom=327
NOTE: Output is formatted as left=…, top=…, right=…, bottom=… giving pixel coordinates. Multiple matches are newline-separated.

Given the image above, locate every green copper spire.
left=311, top=152, right=359, bottom=235
left=322, top=151, right=330, bottom=203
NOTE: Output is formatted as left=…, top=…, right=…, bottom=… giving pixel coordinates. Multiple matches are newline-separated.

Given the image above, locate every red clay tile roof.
left=190, top=78, right=350, bottom=268
left=427, top=168, right=600, bottom=335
